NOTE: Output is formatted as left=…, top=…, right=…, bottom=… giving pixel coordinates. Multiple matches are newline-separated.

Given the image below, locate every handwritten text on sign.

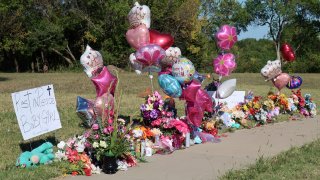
left=11, top=85, right=62, bottom=140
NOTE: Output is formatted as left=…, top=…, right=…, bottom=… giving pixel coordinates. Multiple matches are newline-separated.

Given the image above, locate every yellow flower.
left=99, top=141, right=107, bottom=148
left=92, top=142, right=99, bottom=148
left=146, top=104, right=153, bottom=110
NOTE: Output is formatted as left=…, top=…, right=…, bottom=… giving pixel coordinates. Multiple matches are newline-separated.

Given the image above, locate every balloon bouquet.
left=126, top=2, right=174, bottom=92
left=76, top=45, right=117, bottom=128
left=126, top=2, right=212, bottom=128
left=260, top=43, right=302, bottom=91
left=212, top=25, right=238, bottom=100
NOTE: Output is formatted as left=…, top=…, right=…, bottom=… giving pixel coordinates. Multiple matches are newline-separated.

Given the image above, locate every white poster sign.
left=207, top=91, right=246, bottom=109
left=11, top=85, right=61, bottom=140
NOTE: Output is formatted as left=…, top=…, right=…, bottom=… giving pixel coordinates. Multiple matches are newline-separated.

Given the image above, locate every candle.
left=185, top=133, right=190, bottom=148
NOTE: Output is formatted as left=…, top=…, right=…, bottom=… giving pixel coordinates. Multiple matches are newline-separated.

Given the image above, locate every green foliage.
left=0, top=0, right=319, bottom=72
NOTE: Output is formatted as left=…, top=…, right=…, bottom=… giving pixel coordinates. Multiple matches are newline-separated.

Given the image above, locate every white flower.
left=76, top=142, right=85, bottom=152
left=92, top=142, right=99, bottom=148
left=99, top=141, right=107, bottom=148
left=57, top=141, right=66, bottom=149
left=132, top=129, right=143, bottom=138
left=117, top=160, right=128, bottom=171
left=55, top=150, right=67, bottom=161
left=91, top=164, right=102, bottom=174
left=150, top=128, right=162, bottom=136
left=118, top=118, right=126, bottom=124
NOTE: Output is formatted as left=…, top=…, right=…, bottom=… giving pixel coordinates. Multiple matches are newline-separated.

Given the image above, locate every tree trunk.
left=51, top=48, right=74, bottom=66
left=31, top=61, right=35, bottom=73
left=36, top=57, right=40, bottom=72
left=14, top=57, right=19, bottom=73
left=66, top=44, right=77, bottom=63
left=276, top=42, right=281, bottom=61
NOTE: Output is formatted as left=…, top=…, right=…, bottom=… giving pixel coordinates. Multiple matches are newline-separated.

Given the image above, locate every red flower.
left=71, top=171, right=78, bottom=176
left=66, top=148, right=80, bottom=163
left=84, top=168, right=92, bottom=176
left=249, top=108, right=255, bottom=115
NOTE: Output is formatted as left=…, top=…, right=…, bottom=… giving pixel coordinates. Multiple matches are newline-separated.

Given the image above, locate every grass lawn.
left=220, top=139, right=320, bottom=180
left=0, top=72, right=319, bottom=179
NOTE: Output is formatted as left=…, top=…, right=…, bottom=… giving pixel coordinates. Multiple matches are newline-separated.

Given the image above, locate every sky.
left=238, top=25, right=270, bottom=40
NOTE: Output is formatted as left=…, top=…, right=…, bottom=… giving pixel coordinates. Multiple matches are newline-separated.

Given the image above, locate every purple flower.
left=150, top=109, right=158, bottom=119
left=92, top=124, right=99, bottom=130
left=153, top=101, right=160, bottom=109
left=143, top=111, right=150, bottom=119
left=140, top=104, right=147, bottom=111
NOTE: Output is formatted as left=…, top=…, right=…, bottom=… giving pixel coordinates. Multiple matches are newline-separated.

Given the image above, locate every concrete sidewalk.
left=63, top=118, right=320, bottom=180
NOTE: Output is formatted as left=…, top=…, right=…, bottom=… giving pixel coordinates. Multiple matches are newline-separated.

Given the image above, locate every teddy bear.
left=16, top=142, right=55, bottom=168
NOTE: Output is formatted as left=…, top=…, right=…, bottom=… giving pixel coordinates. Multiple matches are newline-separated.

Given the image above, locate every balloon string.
left=149, top=71, right=154, bottom=93
left=215, top=75, right=222, bottom=116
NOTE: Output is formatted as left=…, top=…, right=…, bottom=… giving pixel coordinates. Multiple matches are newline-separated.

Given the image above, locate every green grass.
left=220, top=139, right=320, bottom=180
left=0, top=72, right=319, bottom=179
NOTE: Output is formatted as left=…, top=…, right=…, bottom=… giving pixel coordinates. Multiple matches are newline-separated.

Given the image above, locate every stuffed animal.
left=16, top=142, right=55, bottom=168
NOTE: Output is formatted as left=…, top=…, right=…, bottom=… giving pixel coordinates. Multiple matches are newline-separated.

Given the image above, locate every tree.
left=0, top=1, right=28, bottom=72
left=246, top=0, right=320, bottom=63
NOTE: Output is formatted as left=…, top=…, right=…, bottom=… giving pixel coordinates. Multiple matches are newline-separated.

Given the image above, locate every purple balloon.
left=286, top=76, right=303, bottom=89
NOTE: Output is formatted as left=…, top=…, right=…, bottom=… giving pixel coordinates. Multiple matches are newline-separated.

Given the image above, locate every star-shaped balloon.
left=76, top=96, right=95, bottom=127
left=180, top=80, right=201, bottom=102
left=91, top=66, right=117, bottom=97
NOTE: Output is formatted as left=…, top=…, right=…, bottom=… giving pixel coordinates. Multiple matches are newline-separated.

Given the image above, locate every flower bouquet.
left=84, top=73, right=132, bottom=174
left=140, top=91, right=164, bottom=126
left=55, top=136, right=100, bottom=176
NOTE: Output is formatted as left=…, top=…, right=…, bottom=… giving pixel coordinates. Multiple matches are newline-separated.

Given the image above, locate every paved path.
left=63, top=118, right=320, bottom=180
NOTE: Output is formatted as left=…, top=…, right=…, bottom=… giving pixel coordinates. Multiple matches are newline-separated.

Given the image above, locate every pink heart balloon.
left=126, top=24, right=150, bottom=50
left=135, top=44, right=165, bottom=66
left=213, top=53, right=237, bottom=76
left=215, top=25, right=237, bottom=50
left=272, top=73, right=291, bottom=91
left=91, top=66, right=118, bottom=97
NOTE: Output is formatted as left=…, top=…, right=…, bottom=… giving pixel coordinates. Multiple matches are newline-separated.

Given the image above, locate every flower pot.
left=102, top=156, right=118, bottom=174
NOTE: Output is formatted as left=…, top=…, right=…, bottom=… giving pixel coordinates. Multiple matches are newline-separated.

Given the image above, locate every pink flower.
left=215, top=25, right=237, bottom=50
left=213, top=53, right=236, bottom=76
left=83, top=131, right=91, bottom=138
left=84, top=141, right=91, bottom=148
left=92, top=124, right=99, bottom=130
left=107, top=126, right=114, bottom=133
left=107, top=118, right=113, bottom=124
left=151, top=118, right=162, bottom=126
left=94, top=134, right=100, bottom=139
